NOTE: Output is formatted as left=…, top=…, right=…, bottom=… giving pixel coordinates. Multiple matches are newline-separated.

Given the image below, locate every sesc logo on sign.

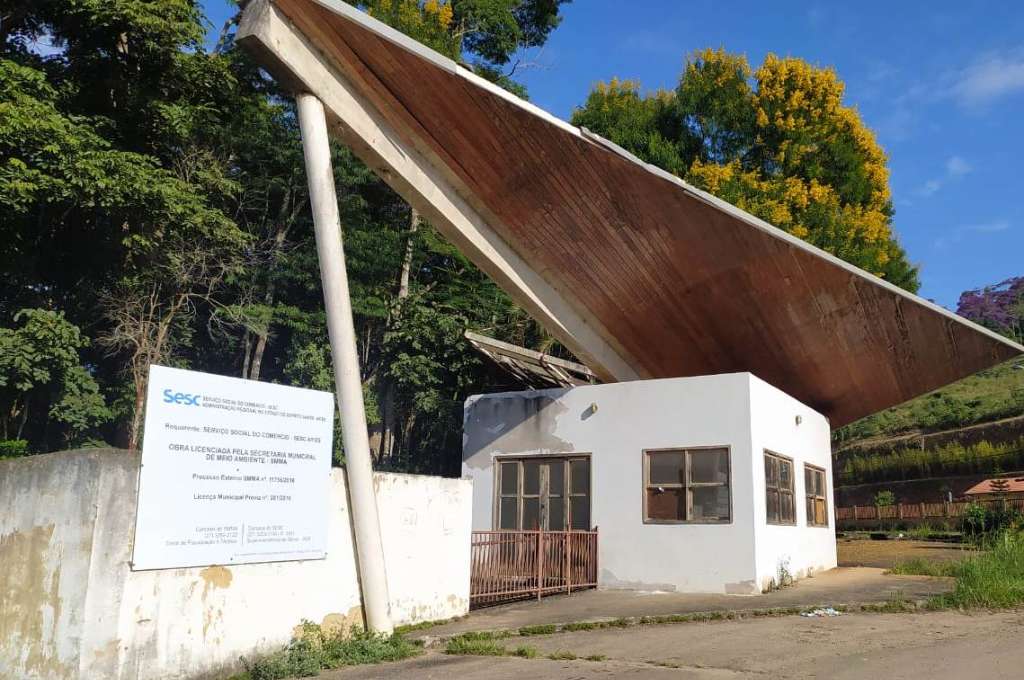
left=162, top=388, right=202, bottom=406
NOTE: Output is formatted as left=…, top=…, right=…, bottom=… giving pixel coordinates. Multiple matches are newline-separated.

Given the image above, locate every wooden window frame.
left=642, top=446, right=732, bottom=525
left=492, top=455, right=592, bottom=531
left=804, top=464, right=829, bottom=528
left=764, top=451, right=796, bottom=526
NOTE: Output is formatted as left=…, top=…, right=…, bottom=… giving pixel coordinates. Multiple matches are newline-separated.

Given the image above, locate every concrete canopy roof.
left=237, top=0, right=1023, bottom=427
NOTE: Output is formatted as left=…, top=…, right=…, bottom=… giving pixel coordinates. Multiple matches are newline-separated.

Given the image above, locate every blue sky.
left=202, top=1, right=1023, bottom=309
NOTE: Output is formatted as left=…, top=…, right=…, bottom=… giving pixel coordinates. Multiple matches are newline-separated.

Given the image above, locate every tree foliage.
left=957, top=277, right=1024, bottom=343
left=571, top=49, right=919, bottom=290
left=0, top=0, right=568, bottom=474
left=0, top=309, right=110, bottom=448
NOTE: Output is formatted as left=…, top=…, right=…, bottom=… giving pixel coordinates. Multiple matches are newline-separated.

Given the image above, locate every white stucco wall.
left=0, top=450, right=471, bottom=680
left=748, top=376, right=837, bottom=590
left=463, top=373, right=836, bottom=595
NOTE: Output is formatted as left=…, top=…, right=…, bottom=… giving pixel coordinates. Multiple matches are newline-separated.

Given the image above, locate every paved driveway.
left=420, top=567, right=950, bottom=638
left=327, top=609, right=1024, bottom=679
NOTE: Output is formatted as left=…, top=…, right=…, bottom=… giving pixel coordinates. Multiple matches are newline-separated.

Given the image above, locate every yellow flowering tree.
left=572, top=49, right=918, bottom=291
left=362, top=0, right=571, bottom=97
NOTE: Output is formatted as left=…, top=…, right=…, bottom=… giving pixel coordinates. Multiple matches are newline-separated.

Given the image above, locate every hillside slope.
left=834, top=359, right=1024, bottom=451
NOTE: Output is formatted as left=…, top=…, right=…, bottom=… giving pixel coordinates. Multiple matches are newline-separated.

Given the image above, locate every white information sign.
left=131, top=365, right=335, bottom=570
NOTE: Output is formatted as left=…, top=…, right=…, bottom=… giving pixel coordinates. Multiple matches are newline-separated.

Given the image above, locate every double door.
left=496, top=456, right=591, bottom=531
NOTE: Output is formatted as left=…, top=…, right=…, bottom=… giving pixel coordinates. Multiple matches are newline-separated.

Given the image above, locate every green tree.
left=0, top=309, right=110, bottom=447
left=572, top=49, right=919, bottom=291
left=0, top=0, right=572, bottom=474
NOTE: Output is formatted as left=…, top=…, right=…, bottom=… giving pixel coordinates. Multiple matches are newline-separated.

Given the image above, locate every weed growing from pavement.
left=518, top=624, right=558, bottom=636
left=445, top=636, right=508, bottom=656
left=231, top=622, right=421, bottom=680
left=547, top=650, right=578, bottom=660
left=394, top=615, right=463, bottom=635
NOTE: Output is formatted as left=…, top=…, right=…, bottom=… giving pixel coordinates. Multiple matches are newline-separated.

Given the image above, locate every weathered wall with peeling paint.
left=0, top=449, right=471, bottom=680
left=463, top=373, right=836, bottom=594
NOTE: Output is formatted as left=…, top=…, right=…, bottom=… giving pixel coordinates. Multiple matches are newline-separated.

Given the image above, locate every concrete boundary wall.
left=0, top=449, right=471, bottom=680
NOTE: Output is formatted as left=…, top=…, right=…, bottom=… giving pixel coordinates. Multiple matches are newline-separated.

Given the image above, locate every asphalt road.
left=324, top=609, right=1024, bottom=679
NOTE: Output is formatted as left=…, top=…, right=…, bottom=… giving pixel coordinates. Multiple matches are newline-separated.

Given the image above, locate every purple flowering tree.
left=956, top=277, right=1024, bottom=343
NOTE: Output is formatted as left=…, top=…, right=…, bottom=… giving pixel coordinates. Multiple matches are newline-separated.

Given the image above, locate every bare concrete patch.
left=419, top=567, right=951, bottom=639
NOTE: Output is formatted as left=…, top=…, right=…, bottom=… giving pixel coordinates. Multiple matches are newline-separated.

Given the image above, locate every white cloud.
left=945, top=155, right=972, bottom=177
left=950, top=52, right=1024, bottom=108
left=916, top=155, right=971, bottom=197
left=965, top=219, right=1010, bottom=233
left=934, top=219, right=1011, bottom=248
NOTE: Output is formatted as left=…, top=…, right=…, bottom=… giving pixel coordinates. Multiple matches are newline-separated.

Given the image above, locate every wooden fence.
left=835, top=498, right=1024, bottom=526
left=470, top=530, right=598, bottom=608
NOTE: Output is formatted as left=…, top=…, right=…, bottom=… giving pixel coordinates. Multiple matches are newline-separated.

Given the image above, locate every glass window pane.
left=523, top=497, right=540, bottom=529
left=570, top=459, right=590, bottom=495
left=548, top=460, right=565, bottom=496
left=548, top=495, right=566, bottom=530
left=648, top=452, right=684, bottom=485
left=499, top=497, right=518, bottom=529
left=570, top=496, right=590, bottom=530
left=766, top=489, right=780, bottom=523
left=692, top=485, right=730, bottom=521
left=500, top=462, right=518, bottom=495
left=646, top=488, right=684, bottom=521
left=806, top=497, right=814, bottom=525
left=805, top=466, right=813, bottom=493
left=765, top=456, right=777, bottom=486
left=690, top=449, right=728, bottom=484
left=815, top=470, right=825, bottom=496
left=779, top=459, right=792, bottom=488
left=524, top=460, right=540, bottom=495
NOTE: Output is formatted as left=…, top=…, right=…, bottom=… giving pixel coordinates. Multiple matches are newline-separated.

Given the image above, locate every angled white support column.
left=296, top=92, right=392, bottom=634
left=237, top=0, right=643, bottom=383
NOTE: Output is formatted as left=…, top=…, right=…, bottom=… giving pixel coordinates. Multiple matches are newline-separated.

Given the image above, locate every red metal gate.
left=470, top=530, right=598, bottom=608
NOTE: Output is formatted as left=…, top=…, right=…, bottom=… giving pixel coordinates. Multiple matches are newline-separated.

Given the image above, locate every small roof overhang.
left=238, top=0, right=1023, bottom=427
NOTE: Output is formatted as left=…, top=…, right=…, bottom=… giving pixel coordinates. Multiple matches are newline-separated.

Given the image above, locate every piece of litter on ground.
left=801, top=607, right=841, bottom=618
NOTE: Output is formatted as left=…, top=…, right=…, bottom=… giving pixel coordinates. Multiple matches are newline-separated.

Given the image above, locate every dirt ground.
left=837, top=538, right=974, bottom=568
left=326, top=610, right=1024, bottom=679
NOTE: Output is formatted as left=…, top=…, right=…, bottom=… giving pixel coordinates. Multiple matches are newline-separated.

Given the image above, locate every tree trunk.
left=128, top=374, right=146, bottom=451
left=15, top=396, right=29, bottom=440
left=241, top=329, right=252, bottom=378
left=398, top=208, right=419, bottom=299
left=249, top=331, right=269, bottom=381
left=377, top=209, right=420, bottom=461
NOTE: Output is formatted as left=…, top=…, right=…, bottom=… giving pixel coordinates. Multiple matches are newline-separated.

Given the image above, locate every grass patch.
left=930, top=532, right=1024, bottom=609
left=889, top=557, right=960, bottom=577
left=562, top=621, right=600, bottom=632
left=512, top=645, right=538, bottom=658
left=858, top=591, right=917, bottom=613
left=518, top=624, right=557, bottom=636
left=394, top=616, right=460, bottom=635
left=445, top=636, right=507, bottom=656
left=585, top=654, right=607, bottom=662
left=235, top=623, right=420, bottom=680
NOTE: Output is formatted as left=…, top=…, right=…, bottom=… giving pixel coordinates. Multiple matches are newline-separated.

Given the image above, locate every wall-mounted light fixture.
left=795, top=414, right=803, bottom=426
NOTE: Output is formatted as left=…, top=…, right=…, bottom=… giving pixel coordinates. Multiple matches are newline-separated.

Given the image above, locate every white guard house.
left=463, top=373, right=835, bottom=594
left=234, top=0, right=1023, bottom=607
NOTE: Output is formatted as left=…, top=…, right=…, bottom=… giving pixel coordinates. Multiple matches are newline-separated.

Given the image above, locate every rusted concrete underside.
left=238, top=0, right=1023, bottom=426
